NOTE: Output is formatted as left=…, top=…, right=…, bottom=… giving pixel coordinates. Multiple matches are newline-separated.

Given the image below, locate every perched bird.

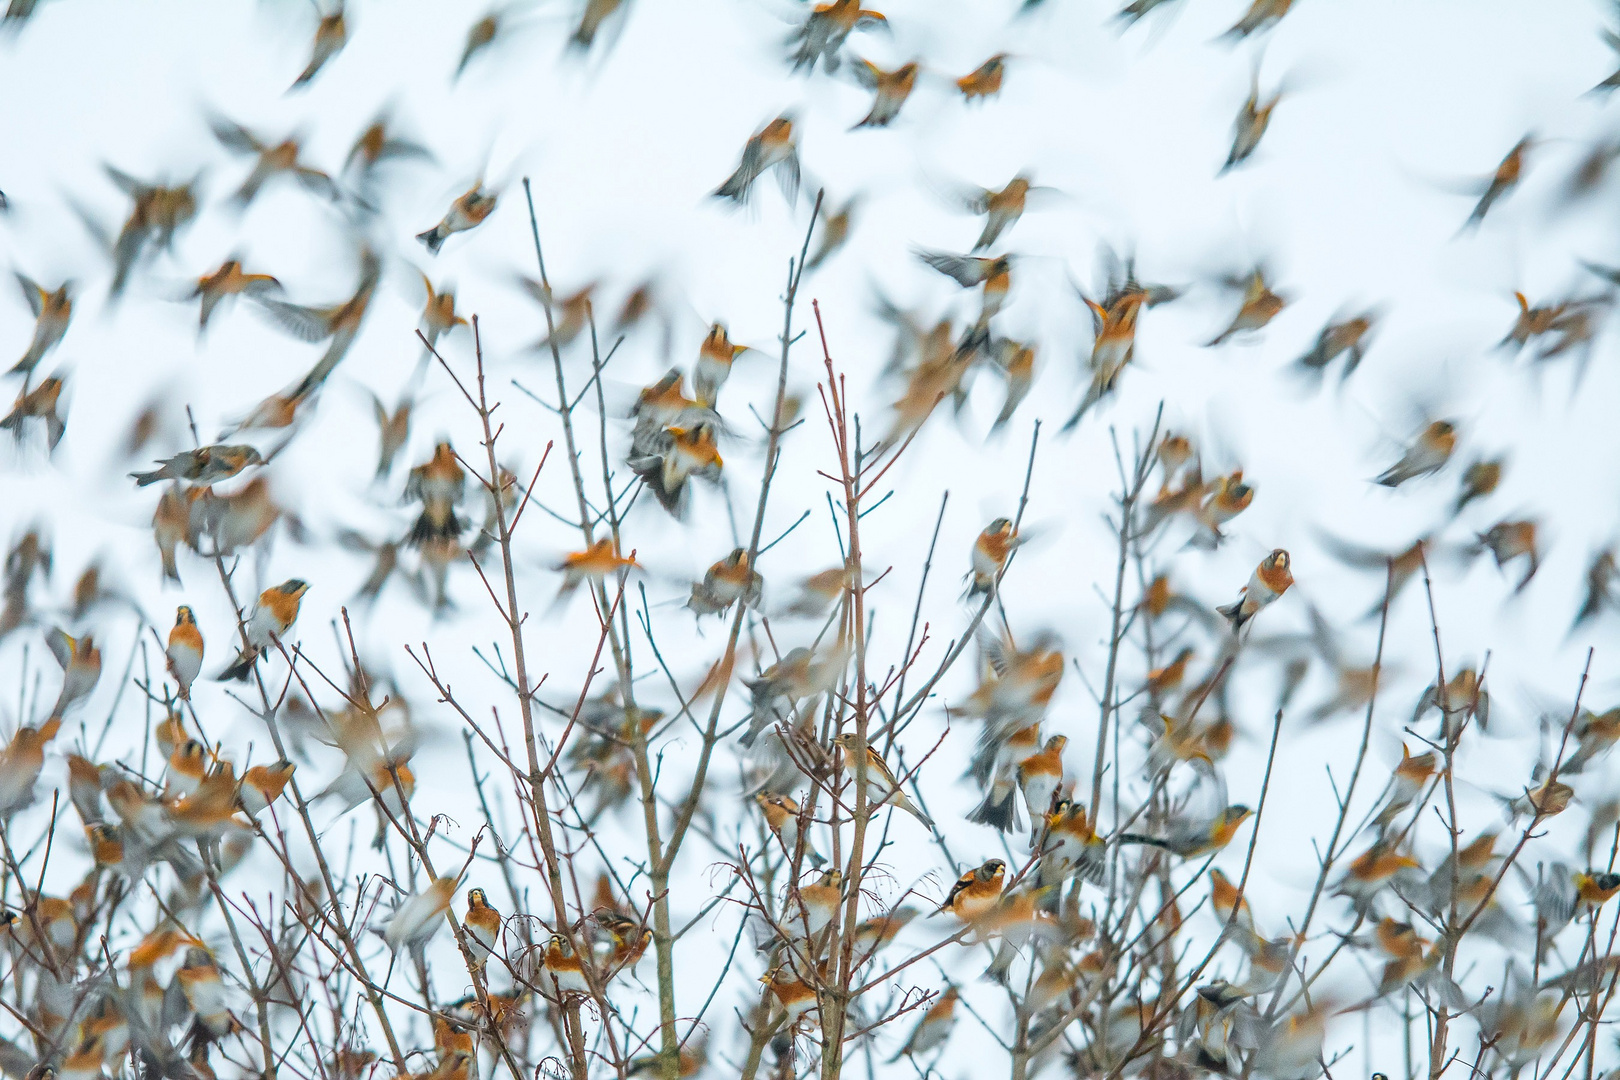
left=175, top=947, right=242, bottom=1048
left=10, top=273, right=73, bottom=374
left=1377, top=420, right=1456, bottom=487
left=131, top=444, right=262, bottom=487
left=417, top=184, right=498, bottom=254
left=967, top=517, right=1023, bottom=597
left=1016, top=734, right=1067, bottom=829
left=756, top=791, right=826, bottom=867
left=957, top=54, right=1006, bottom=101
left=165, top=605, right=204, bottom=700
left=1463, top=136, right=1532, bottom=230
left=888, top=986, right=958, bottom=1061
left=935, top=858, right=1006, bottom=924
left=1207, top=267, right=1287, bottom=346
left=1120, top=804, right=1253, bottom=858
left=291, top=4, right=347, bottom=88
left=46, top=627, right=100, bottom=717
left=1216, top=549, right=1293, bottom=632
left=789, top=0, right=886, bottom=73
left=163, top=738, right=210, bottom=799
left=218, top=579, right=309, bottom=681
left=1037, top=799, right=1107, bottom=894
left=760, top=964, right=818, bottom=1028
left=790, top=868, right=844, bottom=939
left=851, top=59, right=919, bottom=128
left=209, top=118, right=339, bottom=206
left=384, top=877, right=456, bottom=953
left=694, top=323, right=750, bottom=408
left=462, top=888, right=501, bottom=974
left=1, top=375, right=66, bottom=449
left=713, top=115, right=800, bottom=205
left=833, top=733, right=935, bottom=830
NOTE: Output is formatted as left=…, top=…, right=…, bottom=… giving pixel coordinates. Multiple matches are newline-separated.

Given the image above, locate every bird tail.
left=1117, top=832, right=1170, bottom=849
left=131, top=468, right=167, bottom=487
left=415, top=225, right=447, bottom=254
left=1215, top=601, right=1248, bottom=631
left=967, top=784, right=1022, bottom=833
left=408, top=506, right=465, bottom=548
left=218, top=648, right=260, bottom=682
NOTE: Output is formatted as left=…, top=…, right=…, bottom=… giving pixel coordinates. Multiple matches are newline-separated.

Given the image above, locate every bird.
left=790, top=868, right=844, bottom=939
left=383, top=877, right=456, bottom=953
left=989, top=337, right=1036, bottom=432
left=694, top=323, right=750, bottom=408
left=1216, top=549, right=1293, bottom=632
left=1119, top=804, right=1253, bottom=858
left=628, top=425, right=723, bottom=516
left=218, top=579, right=309, bottom=681
left=756, top=791, right=826, bottom=868
left=1207, top=267, right=1287, bottom=346
left=131, top=444, right=262, bottom=488
left=789, top=0, right=886, bottom=73
left=418, top=273, right=469, bottom=354
left=291, top=4, right=347, bottom=88
left=10, top=273, right=72, bottom=374
left=1377, top=420, right=1456, bottom=487
left=832, top=733, right=935, bottom=830
left=713, top=115, right=800, bottom=205
left=0, top=717, right=61, bottom=815
left=405, top=441, right=468, bottom=547
left=96, top=167, right=198, bottom=297
left=209, top=117, right=339, bottom=206
left=1017, top=734, right=1067, bottom=827
left=1454, top=458, right=1503, bottom=515
left=916, top=250, right=1012, bottom=320
left=887, top=986, right=958, bottom=1061
left=688, top=548, right=764, bottom=618
left=1222, top=65, right=1284, bottom=173
left=455, top=11, right=501, bottom=78
left=253, top=247, right=381, bottom=393
left=1474, top=519, right=1540, bottom=592
left=1295, top=311, right=1377, bottom=383
left=1372, top=745, right=1437, bottom=830
left=189, top=260, right=281, bottom=331
left=1463, top=136, right=1532, bottom=230
left=850, top=59, right=919, bottom=128
left=552, top=539, right=638, bottom=603
left=967, top=517, right=1023, bottom=597
left=1065, top=258, right=1177, bottom=428
left=417, top=184, right=498, bottom=254
left=236, top=760, right=295, bottom=815
left=935, top=858, right=1005, bottom=925
left=45, top=627, right=100, bottom=717
left=740, top=645, right=845, bottom=747
left=165, top=606, right=204, bottom=700
left=957, top=54, right=1007, bottom=101
left=805, top=195, right=858, bottom=271
left=368, top=393, right=412, bottom=480
left=760, top=964, right=818, bottom=1029
left=1037, top=799, right=1107, bottom=895
left=462, top=888, right=501, bottom=974
left=1, top=376, right=67, bottom=449
left=569, top=0, right=627, bottom=50
left=1221, top=0, right=1293, bottom=40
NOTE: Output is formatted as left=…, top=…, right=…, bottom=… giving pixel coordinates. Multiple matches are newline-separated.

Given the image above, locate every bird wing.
left=916, top=250, right=984, bottom=287
left=254, top=297, right=334, bottom=342
left=209, top=117, right=264, bottom=155
left=14, top=272, right=42, bottom=317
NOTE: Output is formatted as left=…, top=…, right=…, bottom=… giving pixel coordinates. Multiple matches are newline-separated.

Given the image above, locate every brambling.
left=384, top=877, right=456, bottom=953
left=1189, top=470, right=1253, bottom=549
left=593, top=908, right=651, bottom=974
left=219, top=579, right=308, bottom=681
left=291, top=4, right=347, bottom=87
left=1373, top=745, right=1436, bottom=830
left=1017, top=734, right=1066, bottom=828
left=957, top=54, right=1006, bottom=101
left=760, top=963, right=818, bottom=1027
left=1501, top=775, right=1574, bottom=822
left=1454, top=457, right=1504, bottom=515
left=163, top=738, right=209, bottom=799
left=1221, top=0, right=1293, bottom=39
left=967, top=517, right=1023, bottom=597
left=832, top=733, right=935, bottom=830
left=344, top=111, right=432, bottom=181
left=694, top=323, right=751, bottom=409
left=969, top=721, right=1039, bottom=833
left=462, top=888, right=501, bottom=974
left=806, top=195, right=858, bottom=272
left=756, top=791, right=826, bottom=868
left=0, top=717, right=61, bottom=815
left=791, top=868, right=844, bottom=939
left=65, top=752, right=103, bottom=825
left=1334, top=840, right=1422, bottom=909
left=10, top=272, right=71, bottom=375
left=1377, top=420, right=1456, bottom=487
left=1296, top=311, right=1377, bottom=383
left=161, top=605, right=203, bottom=701
left=852, top=906, right=917, bottom=962
left=570, top=0, right=627, bottom=49
left=1, top=375, right=66, bottom=449
left=233, top=758, right=294, bottom=817
left=989, top=337, right=1035, bottom=432
left=1037, top=799, right=1106, bottom=892
left=190, top=259, right=280, bottom=331
left=689, top=548, right=764, bottom=617
left=417, top=183, right=498, bottom=254
left=45, top=627, right=100, bottom=717
left=1463, top=135, right=1531, bottom=230
left=915, top=249, right=1012, bottom=320
left=887, top=986, right=957, bottom=1061
left=851, top=59, right=919, bottom=128
left=405, top=442, right=467, bottom=546
left=741, top=644, right=845, bottom=747
left=789, top=0, right=886, bottom=73
left=456, top=12, right=499, bottom=77
left=714, top=115, right=800, bottom=205
left=629, top=424, right=723, bottom=517
left=252, top=247, right=381, bottom=393
left=1216, top=549, right=1292, bottom=632
left=1120, top=804, right=1253, bottom=859
left=1208, top=868, right=1255, bottom=940
left=553, top=538, right=638, bottom=602
left=209, top=117, right=339, bottom=206
left=1065, top=261, right=1177, bottom=429
left=419, top=272, right=468, bottom=352
left=1207, top=266, right=1287, bottom=346
left=176, top=947, right=242, bottom=1046
left=1563, top=708, right=1620, bottom=773
left=100, top=167, right=198, bottom=298
left=1474, top=519, right=1540, bottom=592
left=1221, top=65, right=1284, bottom=173
left=980, top=883, right=1053, bottom=982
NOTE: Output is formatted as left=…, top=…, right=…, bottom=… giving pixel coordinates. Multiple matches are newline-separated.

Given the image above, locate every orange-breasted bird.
left=1189, top=470, right=1254, bottom=550
left=1037, top=799, right=1107, bottom=892
left=629, top=425, right=723, bottom=516
left=936, top=858, right=1005, bottom=924
left=189, top=260, right=280, bottom=331
left=419, top=273, right=468, bottom=352
left=1412, top=666, right=1490, bottom=736
left=462, top=887, right=501, bottom=974
left=1464, top=135, right=1532, bottom=230
left=0, top=717, right=61, bottom=815
left=916, top=249, right=1012, bottom=320
left=1207, top=267, right=1287, bottom=346
left=132, top=444, right=262, bottom=488
left=757, top=791, right=826, bottom=868
left=417, top=183, right=498, bottom=254
left=1377, top=420, right=1456, bottom=487
left=344, top=111, right=433, bottom=183
left=1474, top=519, right=1540, bottom=592
left=1335, top=840, right=1422, bottom=909
left=98, top=166, right=198, bottom=297
left=689, top=547, right=763, bottom=617
left=967, top=517, right=1023, bottom=597
left=1065, top=255, right=1177, bottom=429
left=851, top=59, right=918, bottom=128
left=11, top=272, right=72, bottom=375
left=833, top=733, right=935, bottom=830
left=888, top=986, right=958, bottom=1060
left=1373, top=745, right=1437, bottom=830
left=219, top=579, right=308, bottom=681
left=695, top=323, right=751, bottom=408
left=741, top=644, right=845, bottom=747
left=252, top=247, right=381, bottom=397
left=1120, top=804, right=1253, bottom=859
left=1221, top=66, right=1284, bottom=173
left=714, top=115, right=800, bottom=204
left=760, top=963, right=818, bottom=1027
left=209, top=117, right=339, bottom=206
left=789, top=0, right=886, bottom=73
left=46, top=627, right=100, bottom=717
left=291, top=4, right=347, bottom=88
left=163, top=738, right=209, bottom=799
left=1, top=375, right=66, bottom=449
left=1216, top=549, right=1293, bottom=632
left=1017, top=734, right=1066, bottom=826
left=1454, top=458, right=1503, bottom=515
left=384, top=876, right=456, bottom=953
left=405, top=441, right=467, bottom=546
left=957, top=54, right=1006, bottom=101
left=989, top=337, right=1035, bottom=432
left=165, top=606, right=204, bottom=700
left=963, top=173, right=1037, bottom=251
left=1295, top=311, right=1377, bottom=383
left=1575, top=548, right=1617, bottom=628
left=237, top=760, right=294, bottom=815
left=570, top=0, right=627, bottom=50
left=553, top=539, right=638, bottom=602
left=1563, top=708, right=1620, bottom=774
left=790, top=867, right=844, bottom=939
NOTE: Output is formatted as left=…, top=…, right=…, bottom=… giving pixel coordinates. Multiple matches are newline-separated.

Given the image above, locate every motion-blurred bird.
left=45, top=627, right=100, bottom=717
left=851, top=59, right=918, bottom=128
left=291, top=4, right=347, bottom=88
left=1221, top=66, right=1284, bottom=173
left=131, top=444, right=262, bottom=488
left=189, top=260, right=280, bottom=331
left=1474, top=519, right=1540, bottom=592
left=1296, top=311, right=1376, bottom=383
left=10, top=273, right=72, bottom=375
left=417, top=184, right=498, bottom=254
left=1207, top=266, right=1287, bottom=346
left=1463, top=136, right=1532, bottom=230
left=915, top=250, right=1012, bottom=319
left=254, top=247, right=381, bottom=392
left=789, top=0, right=886, bottom=73
left=1376, top=420, right=1456, bottom=487
left=957, top=54, right=1006, bottom=100
left=209, top=118, right=338, bottom=206
left=1, top=376, right=66, bottom=449
left=713, top=115, right=800, bottom=205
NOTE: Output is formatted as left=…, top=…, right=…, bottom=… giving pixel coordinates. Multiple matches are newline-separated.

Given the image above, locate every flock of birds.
left=2, top=0, right=1620, bottom=1080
